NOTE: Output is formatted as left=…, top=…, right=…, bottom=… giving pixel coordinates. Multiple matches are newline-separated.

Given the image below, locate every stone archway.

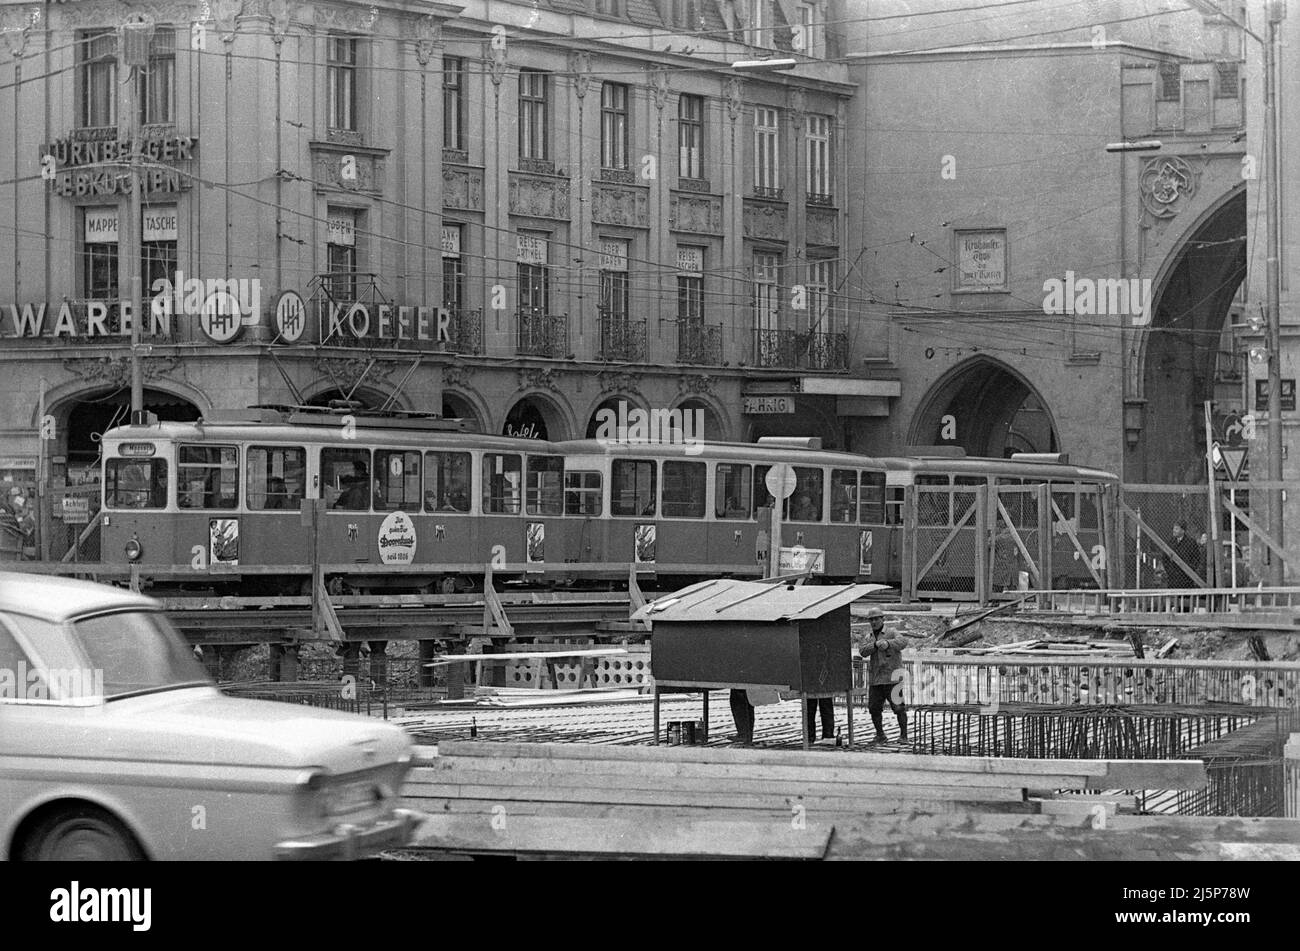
left=1131, top=188, right=1246, bottom=483
left=910, top=357, right=1059, bottom=458
left=503, top=393, right=569, bottom=441
left=440, top=391, right=485, bottom=433
left=60, top=386, right=202, bottom=484
left=304, top=385, right=400, bottom=411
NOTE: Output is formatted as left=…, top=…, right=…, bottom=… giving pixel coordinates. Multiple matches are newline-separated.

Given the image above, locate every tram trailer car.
left=554, top=438, right=1118, bottom=592
left=99, top=406, right=573, bottom=594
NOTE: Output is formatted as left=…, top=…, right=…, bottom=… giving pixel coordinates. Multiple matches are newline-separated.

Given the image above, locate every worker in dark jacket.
left=1163, top=520, right=1205, bottom=588
left=862, top=606, right=908, bottom=745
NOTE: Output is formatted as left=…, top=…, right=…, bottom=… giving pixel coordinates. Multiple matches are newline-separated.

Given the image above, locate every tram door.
left=607, top=458, right=658, bottom=570
left=656, top=459, right=709, bottom=574
left=707, top=461, right=760, bottom=575
left=562, top=461, right=605, bottom=568
left=522, top=454, right=567, bottom=572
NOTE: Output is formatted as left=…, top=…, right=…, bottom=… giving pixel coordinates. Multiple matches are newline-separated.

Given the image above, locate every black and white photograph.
left=0, top=0, right=1294, bottom=925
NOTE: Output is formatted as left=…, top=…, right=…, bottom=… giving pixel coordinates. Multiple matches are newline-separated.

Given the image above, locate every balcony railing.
left=677, top=176, right=712, bottom=193
left=445, top=307, right=483, bottom=355
left=598, top=312, right=646, bottom=362
left=517, top=156, right=556, bottom=175
left=806, top=192, right=834, bottom=207
left=803, top=331, right=849, bottom=371
left=516, top=311, right=568, bottom=358
left=599, top=167, right=636, bottom=185
left=752, top=328, right=850, bottom=371
left=752, top=185, right=784, bottom=200
left=676, top=321, right=722, bottom=365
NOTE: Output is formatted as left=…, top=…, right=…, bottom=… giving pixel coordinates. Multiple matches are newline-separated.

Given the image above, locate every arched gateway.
left=909, top=357, right=1059, bottom=458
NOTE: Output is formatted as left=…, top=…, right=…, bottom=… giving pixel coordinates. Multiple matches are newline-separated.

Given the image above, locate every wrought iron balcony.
left=676, top=321, right=722, bottom=365
left=516, top=311, right=568, bottom=358
left=806, top=192, right=834, bottom=207
left=752, top=185, right=784, bottom=201
left=803, top=331, right=849, bottom=371
left=445, top=307, right=483, bottom=355
left=752, top=328, right=850, bottom=371
left=598, top=312, right=646, bottom=362
left=517, top=156, right=556, bottom=175
left=753, top=328, right=800, bottom=369
left=676, top=176, right=712, bottom=193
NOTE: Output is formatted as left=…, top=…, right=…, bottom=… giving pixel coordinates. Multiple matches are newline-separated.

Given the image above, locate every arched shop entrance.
left=584, top=396, right=648, bottom=440
left=503, top=395, right=567, bottom=441
left=744, top=397, right=842, bottom=448
left=440, top=391, right=484, bottom=432
left=304, top=386, right=396, bottom=411
left=62, top=387, right=201, bottom=485
left=910, top=357, right=1059, bottom=458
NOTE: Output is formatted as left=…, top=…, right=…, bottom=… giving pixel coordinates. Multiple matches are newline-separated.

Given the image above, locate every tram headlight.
left=124, top=536, right=143, bottom=561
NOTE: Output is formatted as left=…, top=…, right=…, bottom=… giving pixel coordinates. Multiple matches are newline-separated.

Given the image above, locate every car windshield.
left=71, top=610, right=212, bottom=699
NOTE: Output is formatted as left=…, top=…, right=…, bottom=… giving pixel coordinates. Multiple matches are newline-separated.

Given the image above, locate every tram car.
left=99, top=404, right=569, bottom=594
left=554, top=437, right=1118, bottom=591
left=98, top=406, right=1118, bottom=596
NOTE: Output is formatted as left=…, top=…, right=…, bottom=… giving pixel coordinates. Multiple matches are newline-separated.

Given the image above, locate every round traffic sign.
left=765, top=463, right=797, bottom=501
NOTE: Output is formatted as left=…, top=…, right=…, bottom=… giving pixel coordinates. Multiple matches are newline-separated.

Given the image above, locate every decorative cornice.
left=598, top=370, right=642, bottom=396
left=516, top=367, right=562, bottom=392
left=443, top=365, right=475, bottom=390
left=677, top=374, right=715, bottom=396
left=62, top=354, right=179, bottom=389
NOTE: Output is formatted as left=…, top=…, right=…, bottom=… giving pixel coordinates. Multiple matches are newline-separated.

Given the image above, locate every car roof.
left=0, top=572, right=158, bottom=622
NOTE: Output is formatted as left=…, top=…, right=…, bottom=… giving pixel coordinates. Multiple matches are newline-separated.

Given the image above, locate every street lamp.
left=1104, top=139, right=1163, bottom=152
left=731, top=58, right=798, bottom=71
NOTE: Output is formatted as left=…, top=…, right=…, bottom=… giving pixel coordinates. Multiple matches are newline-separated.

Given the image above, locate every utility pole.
left=120, top=18, right=151, bottom=424
left=1263, top=1, right=1286, bottom=584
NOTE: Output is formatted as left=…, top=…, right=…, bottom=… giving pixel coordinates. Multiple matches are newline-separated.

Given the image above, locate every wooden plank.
left=417, top=757, right=1094, bottom=790
left=1101, top=760, right=1208, bottom=790
left=409, top=814, right=833, bottom=859
left=400, top=778, right=1027, bottom=805
left=400, top=796, right=1037, bottom=820
left=434, top=739, right=1116, bottom=776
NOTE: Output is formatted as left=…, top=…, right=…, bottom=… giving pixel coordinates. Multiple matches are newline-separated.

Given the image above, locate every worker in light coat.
left=861, top=606, right=908, bottom=745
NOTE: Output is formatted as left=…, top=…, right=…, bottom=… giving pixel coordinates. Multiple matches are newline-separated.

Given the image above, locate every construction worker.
left=861, top=606, right=908, bottom=745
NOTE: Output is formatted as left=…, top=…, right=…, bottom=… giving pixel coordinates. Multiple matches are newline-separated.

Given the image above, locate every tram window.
left=106, top=459, right=168, bottom=510
left=1050, top=482, right=1077, bottom=521
left=859, top=471, right=886, bottom=523
left=482, top=453, right=522, bottom=514
left=564, top=471, right=602, bottom=516
left=374, top=450, right=422, bottom=512
left=789, top=467, right=823, bottom=522
left=323, top=448, right=374, bottom=511
left=611, top=459, right=656, bottom=517
left=715, top=463, right=752, bottom=519
left=830, top=469, right=857, bottom=523
left=917, top=474, right=952, bottom=525
left=753, top=465, right=775, bottom=517
left=527, top=455, right=565, bottom=516
left=247, top=446, right=305, bottom=510
left=178, top=445, right=239, bottom=509
left=424, top=451, right=471, bottom=513
left=885, top=486, right=905, bottom=526
left=662, top=461, right=706, bottom=518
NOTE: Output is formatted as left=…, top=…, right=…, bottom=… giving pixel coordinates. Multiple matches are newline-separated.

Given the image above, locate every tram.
left=98, top=406, right=1118, bottom=595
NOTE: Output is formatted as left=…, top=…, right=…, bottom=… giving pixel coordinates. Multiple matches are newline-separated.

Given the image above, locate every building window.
left=599, top=239, right=630, bottom=324
left=1216, top=62, right=1239, bottom=99
left=670, top=0, right=700, bottom=29
left=601, top=82, right=629, bottom=171
left=82, top=208, right=119, bottom=301
left=678, top=94, right=705, bottom=180
left=519, top=69, right=550, bottom=161
left=754, top=107, right=781, bottom=195
left=142, top=205, right=178, bottom=296
left=676, top=246, right=704, bottom=323
left=443, top=56, right=466, bottom=150
left=517, top=232, right=550, bottom=315
left=326, top=209, right=358, bottom=302
left=807, top=259, right=834, bottom=332
left=1157, top=61, right=1180, bottom=102
left=806, top=114, right=831, bottom=201
left=442, top=224, right=464, bottom=312
left=327, top=36, right=358, bottom=131
left=140, top=27, right=175, bottom=125
left=797, top=3, right=823, bottom=57
left=754, top=252, right=781, bottom=333
left=750, top=0, right=775, bottom=48
left=79, top=30, right=118, bottom=128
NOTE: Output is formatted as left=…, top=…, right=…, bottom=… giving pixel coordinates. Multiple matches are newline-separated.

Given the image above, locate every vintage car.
left=0, top=572, right=419, bottom=860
